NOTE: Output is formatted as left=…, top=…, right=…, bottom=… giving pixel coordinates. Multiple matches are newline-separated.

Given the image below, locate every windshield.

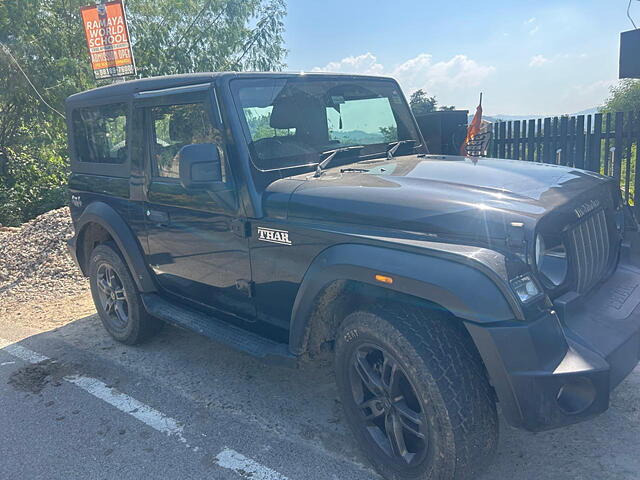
left=230, top=77, right=422, bottom=171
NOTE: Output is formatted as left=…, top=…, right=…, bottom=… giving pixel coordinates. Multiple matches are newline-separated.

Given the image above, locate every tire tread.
left=335, top=303, right=498, bottom=480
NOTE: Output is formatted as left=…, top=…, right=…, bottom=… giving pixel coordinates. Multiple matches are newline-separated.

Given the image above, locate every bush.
left=0, top=145, right=68, bottom=227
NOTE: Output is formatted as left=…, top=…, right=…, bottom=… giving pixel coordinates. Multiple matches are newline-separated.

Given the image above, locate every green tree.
left=0, top=0, right=287, bottom=225
left=379, top=126, right=397, bottom=143
left=601, top=79, right=640, bottom=113
left=409, top=89, right=437, bottom=115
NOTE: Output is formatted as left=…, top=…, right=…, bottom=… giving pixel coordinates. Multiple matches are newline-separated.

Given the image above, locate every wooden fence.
left=489, top=111, right=640, bottom=206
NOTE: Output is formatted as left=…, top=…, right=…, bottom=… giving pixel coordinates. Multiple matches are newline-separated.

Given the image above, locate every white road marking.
left=1, top=339, right=290, bottom=480
left=216, top=448, right=289, bottom=480
left=1, top=361, right=16, bottom=366
left=3, top=343, right=49, bottom=363
left=64, top=374, right=187, bottom=444
left=0, top=338, right=185, bottom=443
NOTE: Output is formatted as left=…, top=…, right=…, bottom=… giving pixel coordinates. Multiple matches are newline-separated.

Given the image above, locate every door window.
left=149, top=102, right=218, bottom=178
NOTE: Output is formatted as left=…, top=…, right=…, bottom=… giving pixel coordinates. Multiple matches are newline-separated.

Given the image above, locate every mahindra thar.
left=65, top=72, right=640, bottom=479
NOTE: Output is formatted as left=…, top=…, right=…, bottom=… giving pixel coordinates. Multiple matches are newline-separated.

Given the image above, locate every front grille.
left=567, top=209, right=611, bottom=293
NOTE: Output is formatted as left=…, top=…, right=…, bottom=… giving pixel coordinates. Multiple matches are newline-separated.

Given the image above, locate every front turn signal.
left=375, top=274, right=394, bottom=284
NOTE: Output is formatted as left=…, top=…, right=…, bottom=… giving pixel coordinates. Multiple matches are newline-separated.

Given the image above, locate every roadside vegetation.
left=0, top=0, right=286, bottom=226
left=601, top=79, right=640, bottom=114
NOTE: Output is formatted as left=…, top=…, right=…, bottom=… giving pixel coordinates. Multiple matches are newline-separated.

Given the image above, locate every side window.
left=149, top=102, right=218, bottom=178
left=72, top=103, right=128, bottom=164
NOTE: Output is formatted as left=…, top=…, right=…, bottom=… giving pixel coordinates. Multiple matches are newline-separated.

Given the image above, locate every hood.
left=264, top=154, right=617, bottom=243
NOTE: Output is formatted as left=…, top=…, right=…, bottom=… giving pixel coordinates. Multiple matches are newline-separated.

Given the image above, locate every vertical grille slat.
left=585, top=218, right=598, bottom=283
left=592, top=211, right=604, bottom=277
left=567, top=209, right=611, bottom=294
left=599, top=211, right=610, bottom=278
left=581, top=222, right=592, bottom=291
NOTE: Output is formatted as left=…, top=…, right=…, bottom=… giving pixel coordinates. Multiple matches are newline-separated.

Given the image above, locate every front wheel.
left=334, top=305, right=498, bottom=480
left=89, top=242, right=160, bottom=345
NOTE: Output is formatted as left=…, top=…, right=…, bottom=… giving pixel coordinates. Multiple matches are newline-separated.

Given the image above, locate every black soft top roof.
left=65, top=71, right=395, bottom=107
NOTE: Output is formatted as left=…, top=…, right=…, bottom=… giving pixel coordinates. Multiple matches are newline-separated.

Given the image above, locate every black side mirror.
left=178, top=143, right=223, bottom=190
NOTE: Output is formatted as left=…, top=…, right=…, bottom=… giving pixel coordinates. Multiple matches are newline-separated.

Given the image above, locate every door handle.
left=146, top=209, right=170, bottom=226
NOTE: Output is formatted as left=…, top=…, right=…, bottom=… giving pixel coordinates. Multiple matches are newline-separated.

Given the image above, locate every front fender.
left=74, top=202, right=157, bottom=293
left=289, top=243, right=519, bottom=355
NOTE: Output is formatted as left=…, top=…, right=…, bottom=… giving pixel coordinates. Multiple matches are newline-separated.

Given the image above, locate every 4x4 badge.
left=257, top=227, right=292, bottom=245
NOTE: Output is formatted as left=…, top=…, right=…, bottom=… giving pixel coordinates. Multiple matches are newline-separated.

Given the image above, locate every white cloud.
left=523, top=17, right=539, bottom=35
left=529, top=54, right=549, bottom=68
left=312, top=52, right=384, bottom=76
left=528, top=53, right=587, bottom=68
left=313, top=52, right=495, bottom=106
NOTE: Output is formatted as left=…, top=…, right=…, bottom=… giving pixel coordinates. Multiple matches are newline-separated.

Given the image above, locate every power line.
left=0, top=41, right=66, bottom=119
left=628, top=0, right=639, bottom=29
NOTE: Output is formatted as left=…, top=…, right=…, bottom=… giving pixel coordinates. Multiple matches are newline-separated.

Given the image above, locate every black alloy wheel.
left=349, top=343, right=429, bottom=466
left=89, top=242, right=160, bottom=345
left=96, top=263, right=129, bottom=331
left=335, top=307, right=498, bottom=480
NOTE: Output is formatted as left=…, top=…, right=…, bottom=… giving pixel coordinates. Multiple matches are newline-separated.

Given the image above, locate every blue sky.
left=284, top=0, right=635, bottom=116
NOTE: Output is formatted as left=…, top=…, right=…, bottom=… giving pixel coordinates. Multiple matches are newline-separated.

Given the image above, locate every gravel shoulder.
left=0, top=207, right=93, bottom=330
left=0, top=207, right=88, bottom=304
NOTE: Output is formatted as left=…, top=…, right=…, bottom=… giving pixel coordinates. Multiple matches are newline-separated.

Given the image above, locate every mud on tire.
left=334, top=304, right=498, bottom=480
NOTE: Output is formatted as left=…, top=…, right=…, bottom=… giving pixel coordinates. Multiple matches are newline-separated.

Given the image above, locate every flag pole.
left=479, top=92, right=483, bottom=108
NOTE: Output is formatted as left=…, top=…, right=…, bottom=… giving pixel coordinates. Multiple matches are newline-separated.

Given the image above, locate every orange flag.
left=460, top=93, right=483, bottom=156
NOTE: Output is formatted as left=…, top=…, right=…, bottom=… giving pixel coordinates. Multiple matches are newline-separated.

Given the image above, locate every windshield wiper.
left=386, top=140, right=417, bottom=160
left=314, top=145, right=365, bottom=177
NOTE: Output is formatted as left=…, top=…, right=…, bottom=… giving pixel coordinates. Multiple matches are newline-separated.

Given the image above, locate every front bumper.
left=466, top=258, right=640, bottom=431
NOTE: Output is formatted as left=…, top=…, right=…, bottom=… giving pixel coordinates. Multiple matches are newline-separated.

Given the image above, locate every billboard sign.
left=80, top=1, right=136, bottom=80
left=620, top=29, right=640, bottom=79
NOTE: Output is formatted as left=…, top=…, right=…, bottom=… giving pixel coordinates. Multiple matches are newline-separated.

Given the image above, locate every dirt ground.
left=0, top=288, right=95, bottom=331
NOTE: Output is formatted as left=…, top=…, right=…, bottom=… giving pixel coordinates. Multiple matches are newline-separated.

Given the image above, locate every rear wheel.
left=89, top=242, right=160, bottom=345
left=334, top=305, right=498, bottom=480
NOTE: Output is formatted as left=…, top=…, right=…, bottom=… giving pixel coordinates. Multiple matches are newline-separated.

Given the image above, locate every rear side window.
left=149, top=102, right=217, bottom=178
left=72, top=103, right=128, bottom=164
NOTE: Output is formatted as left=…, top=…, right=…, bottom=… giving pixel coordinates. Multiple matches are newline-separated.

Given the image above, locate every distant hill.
left=481, top=114, right=533, bottom=123
left=330, top=130, right=385, bottom=144
left=571, top=107, right=600, bottom=116
left=478, top=106, right=601, bottom=124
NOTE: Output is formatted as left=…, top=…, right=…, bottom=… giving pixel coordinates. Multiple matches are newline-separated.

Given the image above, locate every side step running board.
left=141, top=293, right=297, bottom=368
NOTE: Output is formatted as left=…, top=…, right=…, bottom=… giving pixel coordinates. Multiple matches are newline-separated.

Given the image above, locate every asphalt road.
left=1, top=313, right=640, bottom=480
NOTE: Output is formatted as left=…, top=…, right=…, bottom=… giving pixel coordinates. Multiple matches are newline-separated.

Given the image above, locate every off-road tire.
left=89, top=242, right=160, bottom=345
left=334, top=305, right=498, bottom=480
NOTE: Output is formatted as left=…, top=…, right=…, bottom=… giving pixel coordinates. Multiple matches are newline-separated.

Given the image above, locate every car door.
left=139, top=86, right=255, bottom=320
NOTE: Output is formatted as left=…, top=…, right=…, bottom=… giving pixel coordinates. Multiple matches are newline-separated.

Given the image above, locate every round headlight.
left=534, top=234, right=568, bottom=287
